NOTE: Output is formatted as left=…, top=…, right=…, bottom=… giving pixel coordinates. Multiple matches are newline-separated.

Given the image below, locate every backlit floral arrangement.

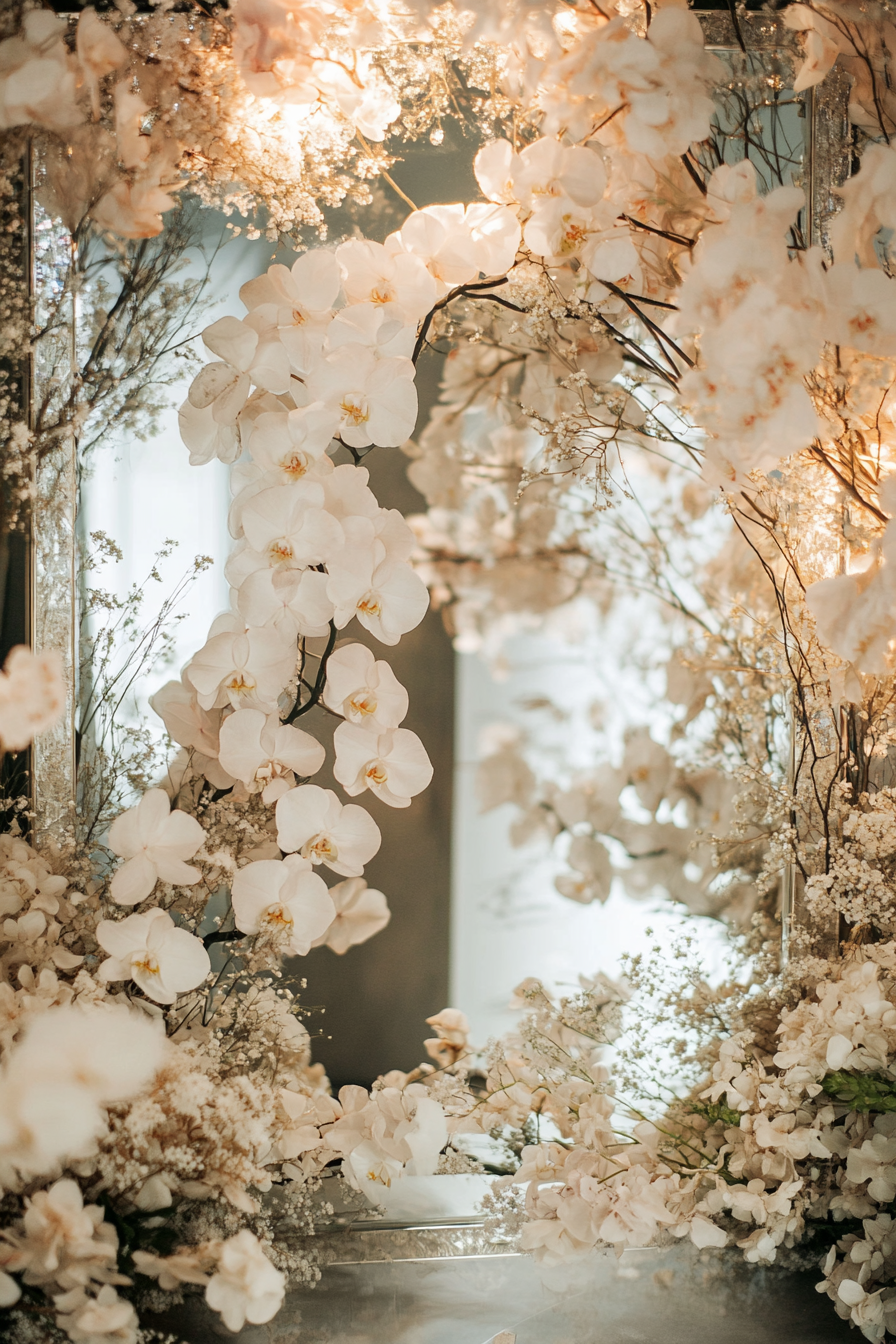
left=7, top=0, right=896, bottom=1340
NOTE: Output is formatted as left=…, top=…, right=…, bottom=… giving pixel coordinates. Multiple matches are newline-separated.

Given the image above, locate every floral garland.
left=7, top=1, right=896, bottom=1341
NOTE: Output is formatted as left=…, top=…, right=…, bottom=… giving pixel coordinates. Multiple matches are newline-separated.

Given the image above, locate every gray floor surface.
left=150, top=1242, right=857, bottom=1343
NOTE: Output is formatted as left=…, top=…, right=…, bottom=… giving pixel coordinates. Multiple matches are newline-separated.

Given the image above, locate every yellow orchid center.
left=340, top=394, right=369, bottom=426
left=302, top=833, right=337, bottom=864
left=281, top=451, right=308, bottom=479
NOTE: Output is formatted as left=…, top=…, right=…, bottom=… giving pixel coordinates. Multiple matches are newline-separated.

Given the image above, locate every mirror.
left=3, top=4, right=877, bottom=1341
left=25, top=4, right=845, bottom=1186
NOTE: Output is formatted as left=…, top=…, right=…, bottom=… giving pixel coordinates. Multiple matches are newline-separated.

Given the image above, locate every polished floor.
left=153, top=1242, right=855, bottom=1343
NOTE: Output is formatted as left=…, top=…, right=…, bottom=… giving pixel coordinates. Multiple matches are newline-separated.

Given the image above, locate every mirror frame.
left=19, top=9, right=852, bottom=1259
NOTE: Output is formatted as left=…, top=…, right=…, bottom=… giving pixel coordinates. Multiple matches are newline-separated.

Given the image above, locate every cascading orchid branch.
left=12, top=0, right=896, bottom=1340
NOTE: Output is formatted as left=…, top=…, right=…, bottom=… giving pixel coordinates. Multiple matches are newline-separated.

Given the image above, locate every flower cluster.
left=15, top=0, right=896, bottom=1340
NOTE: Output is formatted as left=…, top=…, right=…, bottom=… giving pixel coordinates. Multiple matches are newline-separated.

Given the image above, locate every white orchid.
left=149, top=678, right=233, bottom=790
left=336, top=238, right=437, bottom=322
left=186, top=616, right=297, bottom=713
left=476, top=136, right=606, bottom=212
left=331, top=62, right=400, bottom=141
left=177, top=397, right=240, bottom=466
left=394, top=202, right=521, bottom=291
left=322, top=463, right=379, bottom=522
left=306, top=344, right=418, bottom=449
left=239, top=250, right=340, bottom=374
left=327, top=551, right=429, bottom=646
left=239, top=480, right=344, bottom=571
left=231, top=854, right=335, bottom=956
left=236, top=566, right=334, bottom=639
left=312, top=876, right=391, bottom=954
left=218, top=708, right=325, bottom=802
left=275, top=784, right=381, bottom=877
left=106, top=789, right=205, bottom=906
left=186, top=316, right=291, bottom=431
left=322, top=642, right=408, bottom=731
left=326, top=301, right=416, bottom=359
left=333, top=723, right=432, bottom=808
left=96, top=909, right=211, bottom=1004
left=205, top=1230, right=286, bottom=1334
left=247, top=403, right=340, bottom=483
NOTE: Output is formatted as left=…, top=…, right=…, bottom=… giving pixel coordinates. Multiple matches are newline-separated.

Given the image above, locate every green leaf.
left=821, top=1071, right=896, bottom=1113
left=687, top=1099, right=743, bottom=1127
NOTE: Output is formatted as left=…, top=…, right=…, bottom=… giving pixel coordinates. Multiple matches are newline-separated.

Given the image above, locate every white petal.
left=110, top=854, right=158, bottom=905
left=202, top=316, right=258, bottom=370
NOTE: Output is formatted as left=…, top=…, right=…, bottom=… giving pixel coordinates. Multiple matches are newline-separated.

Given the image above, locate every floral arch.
left=2, top=1, right=896, bottom=1340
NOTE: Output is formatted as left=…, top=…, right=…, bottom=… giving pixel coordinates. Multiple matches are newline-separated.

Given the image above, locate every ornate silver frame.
left=21, top=11, right=853, bottom=1260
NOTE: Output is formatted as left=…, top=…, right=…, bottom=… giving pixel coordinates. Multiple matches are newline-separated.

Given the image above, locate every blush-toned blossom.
left=96, top=909, right=211, bottom=1004
left=231, top=0, right=329, bottom=101
left=0, top=646, right=65, bottom=752
left=204, top=1229, right=286, bottom=1333
left=54, top=1284, right=138, bottom=1344
left=322, top=642, right=408, bottom=731
left=75, top=8, right=129, bottom=120
left=218, top=708, right=325, bottom=802
left=830, top=143, right=896, bottom=268
left=131, top=1248, right=211, bottom=1292
left=91, top=162, right=180, bottom=241
left=424, top=1008, right=470, bottom=1068
left=333, top=723, right=433, bottom=808
left=782, top=4, right=842, bottom=91
left=275, top=784, right=381, bottom=877
left=0, top=1004, right=166, bottom=1177
left=231, top=854, right=335, bottom=956
left=395, top=203, right=521, bottom=290
left=112, top=83, right=151, bottom=171
left=106, top=788, right=205, bottom=906
left=0, top=11, right=82, bottom=132
left=2, top=1178, right=119, bottom=1289
left=312, top=876, right=390, bottom=954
